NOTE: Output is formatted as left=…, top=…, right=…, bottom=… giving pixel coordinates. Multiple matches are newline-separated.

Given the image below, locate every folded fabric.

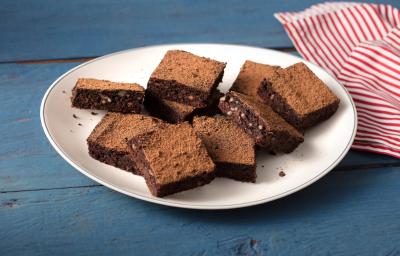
left=276, top=2, right=400, bottom=158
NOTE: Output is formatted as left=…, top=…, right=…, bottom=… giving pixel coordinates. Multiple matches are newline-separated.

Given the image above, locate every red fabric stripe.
left=327, top=12, right=353, bottom=52
left=349, top=54, right=400, bottom=82
left=356, top=109, right=400, bottom=121
left=357, top=129, right=400, bottom=143
left=355, top=134, right=400, bottom=148
left=352, top=144, right=400, bottom=158
left=352, top=48, right=399, bottom=75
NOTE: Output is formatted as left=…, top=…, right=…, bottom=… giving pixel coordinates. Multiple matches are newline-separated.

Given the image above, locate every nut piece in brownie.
left=218, top=91, right=304, bottom=153
left=193, top=116, right=256, bottom=182
left=129, top=123, right=215, bottom=197
left=87, top=113, right=165, bottom=175
left=72, top=78, right=145, bottom=113
left=230, top=60, right=280, bottom=102
left=258, top=62, right=340, bottom=130
left=147, top=50, right=226, bottom=107
left=144, top=90, right=223, bottom=123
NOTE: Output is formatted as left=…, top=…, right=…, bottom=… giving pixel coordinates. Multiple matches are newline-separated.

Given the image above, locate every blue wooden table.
left=1, top=1, right=400, bottom=255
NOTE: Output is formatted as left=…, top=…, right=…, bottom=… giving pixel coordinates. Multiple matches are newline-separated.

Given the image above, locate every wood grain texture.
left=0, top=62, right=399, bottom=193
left=1, top=167, right=400, bottom=255
left=1, top=0, right=398, bottom=62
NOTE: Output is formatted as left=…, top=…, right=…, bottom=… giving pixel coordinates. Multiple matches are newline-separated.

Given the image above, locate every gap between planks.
left=0, top=47, right=297, bottom=64
left=1, top=163, right=399, bottom=194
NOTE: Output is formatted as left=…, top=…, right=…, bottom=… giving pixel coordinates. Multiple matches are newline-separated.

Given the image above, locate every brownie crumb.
left=250, top=239, right=258, bottom=247
left=261, top=165, right=265, bottom=168
left=91, top=112, right=98, bottom=115
left=73, top=114, right=79, bottom=119
left=62, top=90, right=67, bottom=94
left=78, top=123, right=83, bottom=126
left=279, top=171, right=286, bottom=177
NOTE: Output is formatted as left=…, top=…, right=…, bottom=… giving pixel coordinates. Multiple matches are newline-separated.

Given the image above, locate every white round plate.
left=41, top=44, right=357, bottom=210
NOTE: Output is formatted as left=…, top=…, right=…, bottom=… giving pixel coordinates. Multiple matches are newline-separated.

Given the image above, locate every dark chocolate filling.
left=216, top=162, right=256, bottom=183
left=72, top=88, right=143, bottom=113
left=218, top=94, right=303, bottom=153
left=87, top=140, right=141, bottom=175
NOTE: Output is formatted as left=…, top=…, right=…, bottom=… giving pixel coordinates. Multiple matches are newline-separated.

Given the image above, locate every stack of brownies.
left=71, top=49, right=340, bottom=197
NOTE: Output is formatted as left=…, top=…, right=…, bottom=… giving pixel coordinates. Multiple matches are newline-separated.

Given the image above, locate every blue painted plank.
left=1, top=0, right=399, bottom=62
left=0, top=63, right=97, bottom=192
left=0, top=62, right=398, bottom=193
left=1, top=167, right=400, bottom=255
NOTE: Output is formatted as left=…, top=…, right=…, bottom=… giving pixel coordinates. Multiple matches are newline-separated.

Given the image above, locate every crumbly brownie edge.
left=129, top=137, right=215, bottom=197
left=147, top=70, right=224, bottom=108
left=301, top=101, right=340, bottom=128
left=258, top=79, right=340, bottom=129
left=87, top=140, right=141, bottom=175
left=218, top=95, right=303, bottom=153
left=193, top=91, right=223, bottom=118
left=71, top=88, right=144, bottom=113
left=216, top=162, right=257, bottom=183
left=145, top=91, right=223, bottom=124
left=149, top=171, right=215, bottom=197
left=144, top=93, right=189, bottom=123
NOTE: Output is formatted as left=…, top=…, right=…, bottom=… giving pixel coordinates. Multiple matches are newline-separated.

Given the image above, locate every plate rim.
left=40, top=43, right=358, bottom=210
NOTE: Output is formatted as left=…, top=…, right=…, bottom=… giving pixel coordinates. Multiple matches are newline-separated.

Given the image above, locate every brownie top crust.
left=231, top=60, right=280, bottom=98
left=87, top=113, right=165, bottom=152
left=150, top=50, right=226, bottom=92
left=267, top=63, right=340, bottom=116
left=227, top=91, right=303, bottom=138
left=192, top=116, right=255, bottom=165
left=132, top=123, right=215, bottom=185
left=76, top=78, right=144, bottom=92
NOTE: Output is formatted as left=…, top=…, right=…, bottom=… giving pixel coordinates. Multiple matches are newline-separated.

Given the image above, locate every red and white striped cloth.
left=276, top=2, right=400, bottom=158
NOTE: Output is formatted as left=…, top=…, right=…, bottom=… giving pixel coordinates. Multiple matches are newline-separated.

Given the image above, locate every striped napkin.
left=275, top=2, right=400, bottom=158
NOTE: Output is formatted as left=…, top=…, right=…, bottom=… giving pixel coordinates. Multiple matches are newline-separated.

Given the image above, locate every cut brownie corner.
left=128, top=123, right=216, bottom=197
left=192, top=115, right=257, bottom=182
left=86, top=112, right=166, bottom=175
left=218, top=91, right=303, bottom=153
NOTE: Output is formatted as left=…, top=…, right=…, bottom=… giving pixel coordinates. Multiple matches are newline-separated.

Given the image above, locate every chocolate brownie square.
left=72, top=78, right=145, bottom=113
left=258, top=62, right=340, bottom=130
left=193, top=116, right=256, bottom=182
left=218, top=91, right=304, bottom=153
left=144, top=90, right=223, bottom=123
left=129, top=123, right=215, bottom=197
left=87, top=113, right=165, bottom=175
left=230, top=60, right=280, bottom=102
left=147, top=50, right=226, bottom=107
